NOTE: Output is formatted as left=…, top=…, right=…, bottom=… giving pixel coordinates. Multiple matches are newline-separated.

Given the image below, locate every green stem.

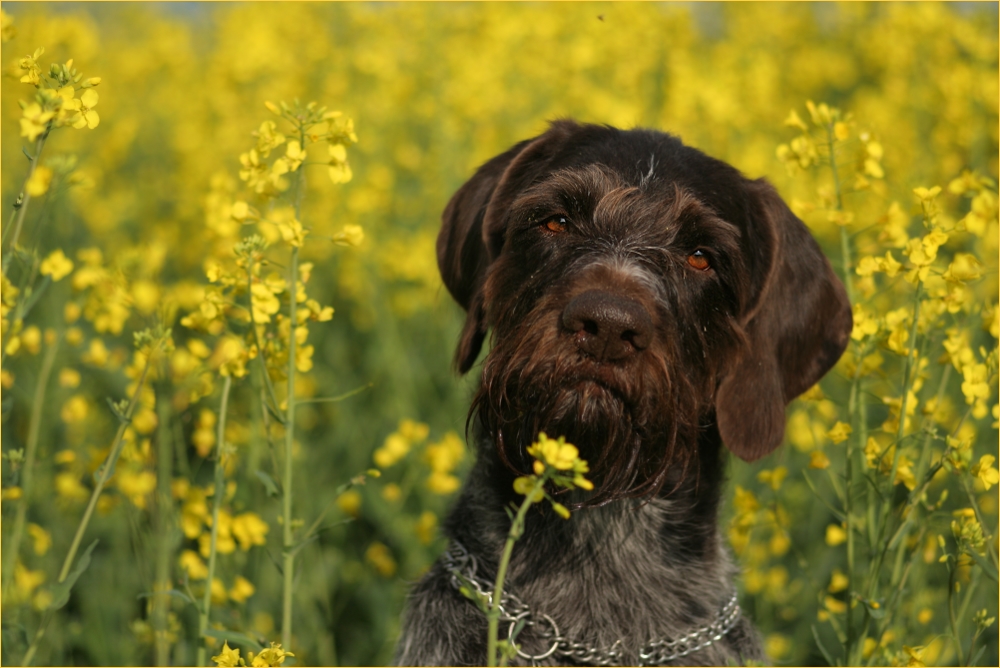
left=281, top=129, right=307, bottom=651
left=865, top=286, right=923, bottom=603
left=2, top=333, right=60, bottom=600
left=2, top=135, right=47, bottom=277
left=948, top=564, right=966, bottom=665
left=153, top=385, right=176, bottom=667
left=829, top=123, right=860, bottom=665
left=487, top=477, right=546, bottom=667
left=59, top=351, right=153, bottom=583
left=21, top=343, right=157, bottom=666
left=196, top=374, right=232, bottom=667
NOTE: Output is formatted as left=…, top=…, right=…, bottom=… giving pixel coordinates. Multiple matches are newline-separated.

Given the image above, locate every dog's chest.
left=504, top=499, right=733, bottom=664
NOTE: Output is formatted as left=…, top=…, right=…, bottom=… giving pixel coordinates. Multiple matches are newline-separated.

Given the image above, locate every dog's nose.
left=561, top=290, right=653, bottom=362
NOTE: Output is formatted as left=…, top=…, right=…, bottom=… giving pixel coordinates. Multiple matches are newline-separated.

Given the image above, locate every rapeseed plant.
left=0, top=3, right=995, bottom=665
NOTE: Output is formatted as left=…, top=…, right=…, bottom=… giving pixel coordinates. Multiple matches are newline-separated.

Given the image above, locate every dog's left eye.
left=543, top=216, right=568, bottom=233
left=687, top=250, right=711, bottom=271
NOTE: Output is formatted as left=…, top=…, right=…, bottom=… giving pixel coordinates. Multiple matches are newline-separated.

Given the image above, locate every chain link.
left=442, top=540, right=742, bottom=666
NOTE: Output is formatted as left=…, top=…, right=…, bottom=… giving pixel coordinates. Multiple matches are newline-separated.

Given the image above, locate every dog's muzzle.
left=562, top=290, right=653, bottom=362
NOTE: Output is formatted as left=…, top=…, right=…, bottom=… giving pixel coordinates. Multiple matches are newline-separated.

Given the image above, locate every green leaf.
left=863, top=600, right=885, bottom=619
left=966, top=548, right=999, bottom=584
left=255, top=469, right=280, bottom=497
left=49, top=539, right=99, bottom=610
left=811, top=623, right=836, bottom=666
left=202, top=628, right=264, bottom=654
left=19, top=276, right=50, bottom=318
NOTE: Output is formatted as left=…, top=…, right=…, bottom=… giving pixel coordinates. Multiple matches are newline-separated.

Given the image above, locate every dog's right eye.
left=687, top=249, right=711, bottom=271
left=542, top=216, right=568, bottom=233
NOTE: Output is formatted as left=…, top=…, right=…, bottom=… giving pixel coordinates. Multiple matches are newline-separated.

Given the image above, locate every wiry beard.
left=471, top=310, right=703, bottom=506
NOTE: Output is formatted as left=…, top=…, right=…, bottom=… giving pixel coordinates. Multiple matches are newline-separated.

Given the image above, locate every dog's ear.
left=438, top=120, right=581, bottom=373
left=716, top=179, right=852, bottom=461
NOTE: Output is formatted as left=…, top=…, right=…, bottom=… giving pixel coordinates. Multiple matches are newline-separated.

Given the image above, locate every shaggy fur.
left=395, top=120, right=852, bottom=666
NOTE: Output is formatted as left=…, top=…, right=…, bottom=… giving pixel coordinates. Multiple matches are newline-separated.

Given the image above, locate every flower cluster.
left=213, top=641, right=294, bottom=667
left=513, top=433, right=593, bottom=519
left=16, top=47, right=102, bottom=143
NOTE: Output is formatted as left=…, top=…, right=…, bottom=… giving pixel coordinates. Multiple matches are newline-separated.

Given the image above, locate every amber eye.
left=544, top=216, right=568, bottom=233
left=687, top=249, right=711, bottom=271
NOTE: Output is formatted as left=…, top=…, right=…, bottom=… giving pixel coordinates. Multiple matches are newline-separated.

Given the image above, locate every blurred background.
left=1, top=2, right=997, bottom=665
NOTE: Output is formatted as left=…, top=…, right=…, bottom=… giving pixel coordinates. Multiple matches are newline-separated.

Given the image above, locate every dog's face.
left=438, top=120, right=851, bottom=503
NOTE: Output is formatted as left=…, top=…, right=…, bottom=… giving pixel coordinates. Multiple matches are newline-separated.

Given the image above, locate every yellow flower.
left=528, top=432, right=582, bottom=471
left=67, top=89, right=100, bottom=129
left=828, top=568, right=849, bottom=593
left=415, top=510, right=437, bottom=545
left=426, top=471, right=461, bottom=495
left=765, top=634, right=790, bottom=660
left=902, top=645, right=926, bottom=667
left=809, top=451, right=831, bottom=469
left=54, top=472, right=89, bottom=503
left=825, top=524, right=847, bottom=546
left=61, top=394, right=89, bottom=423
left=212, top=641, right=242, bottom=667
left=1, top=9, right=13, bottom=43
left=757, top=467, right=787, bottom=490
left=328, top=143, right=353, bottom=184
left=513, top=475, right=544, bottom=502
left=381, top=482, right=402, bottom=502
left=268, top=208, right=306, bottom=247
left=25, top=166, right=53, bottom=197
left=424, top=431, right=464, bottom=475
left=274, top=140, right=306, bottom=173
left=210, top=577, right=228, bottom=605
left=11, top=562, right=45, bottom=606
left=732, top=486, right=759, bottom=515
left=942, top=253, right=982, bottom=283
left=20, top=102, right=54, bottom=141
left=18, top=47, right=44, bottom=86
left=970, top=455, right=999, bottom=490
left=248, top=642, right=294, bottom=667
left=824, top=595, right=847, bottom=614
left=253, top=120, right=286, bottom=157
left=250, top=282, right=281, bottom=323
left=229, top=575, right=256, bottom=603
left=179, top=550, right=209, bottom=580
left=200, top=510, right=236, bottom=556
left=116, top=470, right=157, bottom=509
left=769, top=530, right=790, bottom=556
left=960, top=363, right=989, bottom=405
left=826, top=421, right=852, bottom=444
left=365, top=541, right=397, bottom=577
left=337, top=489, right=361, bottom=517
left=373, top=433, right=410, bottom=468
left=783, top=109, right=808, bottom=131
left=231, top=512, right=269, bottom=550
left=20, top=326, right=41, bottom=354
left=59, top=368, right=81, bottom=388
left=332, top=224, right=364, bottom=247
left=27, top=523, right=52, bottom=556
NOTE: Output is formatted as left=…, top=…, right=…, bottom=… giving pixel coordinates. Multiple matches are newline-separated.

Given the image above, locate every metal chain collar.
left=442, top=540, right=742, bottom=666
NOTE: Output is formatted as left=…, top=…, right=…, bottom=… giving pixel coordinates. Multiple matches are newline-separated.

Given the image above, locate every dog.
left=395, top=120, right=852, bottom=666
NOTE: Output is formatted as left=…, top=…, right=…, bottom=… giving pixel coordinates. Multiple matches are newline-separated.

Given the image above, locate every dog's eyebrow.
left=639, top=153, right=656, bottom=188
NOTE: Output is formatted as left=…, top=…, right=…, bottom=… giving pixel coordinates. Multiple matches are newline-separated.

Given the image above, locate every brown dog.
left=396, top=120, right=851, bottom=665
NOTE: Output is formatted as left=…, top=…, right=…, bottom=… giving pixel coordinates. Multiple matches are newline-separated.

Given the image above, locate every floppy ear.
left=437, top=120, right=581, bottom=373
left=716, top=179, right=852, bottom=461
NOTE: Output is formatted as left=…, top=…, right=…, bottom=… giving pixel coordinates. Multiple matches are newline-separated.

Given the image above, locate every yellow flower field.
left=1, top=3, right=996, bottom=666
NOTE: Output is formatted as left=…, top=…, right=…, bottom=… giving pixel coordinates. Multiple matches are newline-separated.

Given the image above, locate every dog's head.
left=439, top=120, right=851, bottom=503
